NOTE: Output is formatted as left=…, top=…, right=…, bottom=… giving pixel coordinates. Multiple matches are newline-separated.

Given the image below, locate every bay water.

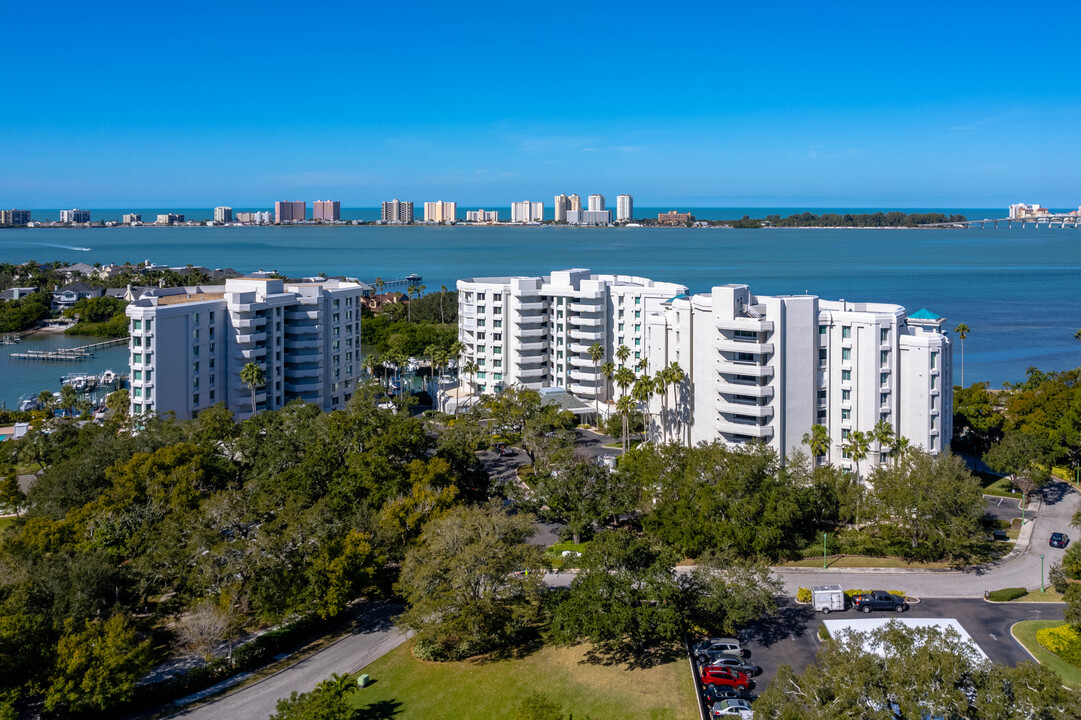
left=2, top=222, right=1079, bottom=408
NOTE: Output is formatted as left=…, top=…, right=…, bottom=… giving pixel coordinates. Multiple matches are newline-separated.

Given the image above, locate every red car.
left=700, top=665, right=750, bottom=691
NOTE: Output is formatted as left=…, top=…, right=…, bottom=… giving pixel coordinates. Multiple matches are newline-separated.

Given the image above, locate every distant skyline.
left=3, top=0, right=1079, bottom=208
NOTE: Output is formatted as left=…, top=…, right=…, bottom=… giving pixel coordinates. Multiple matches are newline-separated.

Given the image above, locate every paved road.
left=777, top=479, right=1080, bottom=599
left=169, top=604, right=407, bottom=720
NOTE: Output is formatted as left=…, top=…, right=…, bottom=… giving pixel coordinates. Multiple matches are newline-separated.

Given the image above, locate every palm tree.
left=616, top=344, right=630, bottom=368
left=601, top=361, right=616, bottom=407
left=632, top=375, right=655, bottom=443
left=844, top=429, right=871, bottom=481
left=872, top=420, right=895, bottom=466
left=892, top=435, right=911, bottom=465
left=667, top=362, right=686, bottom=445
left=362, top=353, right=382, bottom=384
left=616, top=394, right=636, bottom=452
left=316, top=673, right=357, bottom=698
left=374, top=277, right=385, bottom=294
left=439, top=285, right=448, bottom=324
left=801, top=424, right=831, bottom=466
left=588, top=342, right=605, bottom=421
left=37, top=389, right=54, bottom=413
left=614, top=366, right=635, bottom=399
left=655, top=368, right=671, bottom=443
left=636, top=356, right=648, bottom=374
left=59, top=384, right=78, bottom=418
left=954, top=323, right=970, bottom=388
left=239, top=362, right=266, bottom=415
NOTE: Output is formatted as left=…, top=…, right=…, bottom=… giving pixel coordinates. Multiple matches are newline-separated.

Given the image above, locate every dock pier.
left=10, top=337, right=128, bottom=362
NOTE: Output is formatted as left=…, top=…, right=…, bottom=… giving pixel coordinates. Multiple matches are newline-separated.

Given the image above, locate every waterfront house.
left=52, top=282, right=104, bottom=310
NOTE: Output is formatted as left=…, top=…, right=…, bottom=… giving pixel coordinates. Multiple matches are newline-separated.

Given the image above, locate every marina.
left=8, top=336, right=127, bottom=361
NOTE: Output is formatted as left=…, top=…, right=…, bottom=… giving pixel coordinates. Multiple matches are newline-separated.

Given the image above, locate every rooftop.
left=156, top=292, right=226, bottom=306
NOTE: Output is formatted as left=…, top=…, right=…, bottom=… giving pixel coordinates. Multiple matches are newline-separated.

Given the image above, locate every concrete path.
left=168, top=604, right=407, bottom=720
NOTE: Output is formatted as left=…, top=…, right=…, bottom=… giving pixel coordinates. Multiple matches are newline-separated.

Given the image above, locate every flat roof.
left=821, top=617, right=987, bottom=659
left=156, top=292, right=226, bottom=306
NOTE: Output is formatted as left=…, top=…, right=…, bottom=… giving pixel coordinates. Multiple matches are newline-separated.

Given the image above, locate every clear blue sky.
left=3, top=0, right=1079, bottom=208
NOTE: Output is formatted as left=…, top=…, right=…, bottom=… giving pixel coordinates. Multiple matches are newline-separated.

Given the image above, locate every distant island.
left=723, top=211, right=967, bottom=229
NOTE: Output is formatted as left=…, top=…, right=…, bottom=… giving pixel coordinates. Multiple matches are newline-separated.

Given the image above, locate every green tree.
left=666, top=362, right=686, bottom=445
left=59, top=384, right=78, bottom=418
left=105, top=388, right=129, bottom=419
left=801, top=424, right=831, bottom=466
left=44, top=614, right=153, bottom=714
left=843, top=429, right=871, bottom=482
left=520, top=461, right=636, bottom=544
left=952, top=382, right=1004, bottom=454
left=240, top=362, right=266, bottom=415
left=872, top=420, right=895, bottom=465
left=269, top=680, right=358, bottom=720
left=615, top=344, right=630, bottom=368
left=954, top=322, right=970, bottom=388
left=0, top=475, right=25, bottom=518
left=632, top=374, right=655, bottom=443
left=588, top=342, right=604, bottom=420
left=600, top=361, right=616, bottom=409
left=869, top=450, right=985, bottom=558
left=616, top=394, right=635, bottom=453
left=984, top=429, right=1049, bottom=504
left=396, top=503, right=546, bottom=660
left=686, top=550, right=782, bottom=638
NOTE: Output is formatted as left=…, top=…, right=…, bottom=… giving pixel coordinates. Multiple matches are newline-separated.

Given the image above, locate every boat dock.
left=9, top=337, right=128, bottom=362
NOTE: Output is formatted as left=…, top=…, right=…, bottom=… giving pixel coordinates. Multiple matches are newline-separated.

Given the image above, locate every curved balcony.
left=239, top=346, right=267, bottom=359
left=718, top=400, right=774, bottom=419
left=285, top=379, right=322, bottom=393
left=518, top=327, right=547, bottom=338
left=569, top=355, right=595, bottom=367
left=513, top=300, right=546, bottom=312
left=716, top=339, right=773, bottom=354
left=568, top=342, right=594, bottom=354
left=569, top=383, right=602, bottom=397
left=570, top=327, right=604, bottom=340
left=285, top=339, right=322, bottom=350
left=569, top=367, right=599, bottom=381
left=286, top=309, right=320, bottom=321
left=235, top=331, right=267, bottom=344
left=569, top=315, right=604, bottom=327
left=569, top=300, right=603, bottom=312
left=517, top=366, right=546, bottom=379
left=717, top=361, right=774, bottom=378
left=717, top=378, right=774, bottom=398
left=286, top=366, right=322, bottom=379
left=716, top=420, right=774, bottom=438
left=715, top=318, right=774, bottom=332
left=234, top=316, right=266, bottom=329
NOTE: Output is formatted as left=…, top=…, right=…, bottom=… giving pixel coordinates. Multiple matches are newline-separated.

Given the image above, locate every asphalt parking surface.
left=731, top=598, right=1066, bottom=697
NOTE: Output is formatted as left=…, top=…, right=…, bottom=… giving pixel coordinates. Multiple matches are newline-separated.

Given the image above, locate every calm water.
left=2, top=223, right=1080, bottom=405
left=1, top=332, right=128, bottom=411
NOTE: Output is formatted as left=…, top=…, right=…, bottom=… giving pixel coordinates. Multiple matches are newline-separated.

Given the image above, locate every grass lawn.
left=979, top=472, right=1019, bottom=498
left=1009, top=589, right=1065, bottom=602
left=1011, top=620, right=1081, bottom=691
left=0, top=516, right=16, bottom=533
left=780, top=555, right=951, bottom=569
left=348, top=640, right=699, bottom=720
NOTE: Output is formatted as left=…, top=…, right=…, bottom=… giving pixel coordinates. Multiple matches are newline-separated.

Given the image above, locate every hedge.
left=797, top=587, right=907, bottom=603
left=987, top=587, right=1027, bottom=602
left=1037, top=624, right=1081, bottom=667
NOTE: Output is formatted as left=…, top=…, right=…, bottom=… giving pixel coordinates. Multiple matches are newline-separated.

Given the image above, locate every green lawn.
left=0, top=516, right=16, bottom=533
left=1011, top=620, right=1081, bottom=691
left=1009, top=589, right=1065, bottom=602
left=348, top=640, right=699, bottom=720
left=780, top=555, right=951, bottom=570
left=979, top=472, right=1018, bottom=498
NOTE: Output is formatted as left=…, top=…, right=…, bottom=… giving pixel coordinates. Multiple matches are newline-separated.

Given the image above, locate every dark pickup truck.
left=851, top=590, right=908, bottom=613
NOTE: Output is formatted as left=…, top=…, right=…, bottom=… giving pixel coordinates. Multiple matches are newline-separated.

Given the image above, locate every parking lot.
left=693, top=597, right=1066, bottom=717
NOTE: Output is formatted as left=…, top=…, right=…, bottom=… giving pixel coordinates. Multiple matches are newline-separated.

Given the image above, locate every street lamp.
left=823, top=532, right=828, bottom=570
left=1041, top=553, right=1045, bottom=593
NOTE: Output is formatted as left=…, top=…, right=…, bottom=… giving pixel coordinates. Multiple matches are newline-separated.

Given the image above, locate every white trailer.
left=812, top=584, right=845, bottom=613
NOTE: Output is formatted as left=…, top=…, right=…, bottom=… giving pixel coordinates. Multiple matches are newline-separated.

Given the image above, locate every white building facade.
left=616, top=194, right=633, bottom=221
left=510, top=201, right=544, bottom=223
left=457, top=269, right=687, bottom=398
left=587, top=194, right=605, bottom=211
left=465, top=209, right=499, bottom=222
left=644, top=284, right=952, bottom=468
left=125, top=277, right=365, bottom=420
left=566, top=209, right=612, bottom=225
left=214, top=206, right=233, bottom=223
left=424, top=201, right=457, bottom=223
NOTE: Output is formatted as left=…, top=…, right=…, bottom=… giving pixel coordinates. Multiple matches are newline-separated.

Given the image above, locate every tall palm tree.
left=667, top=362, right=686, bottom=445
left=636, top=356, right=648, bottom=374
left=655, top=368, right=671, bottom=443
left=588, top=342, right=604, bottom=421
left=844, top=429, right=871, bottom=481
left=614, top=366, right=635, bottom=399
left=37, top=389, right=55, bottom=414
left=872, top=420, right=895, bottom=466
left=632, top=375, right=655, bottom=443
left=801, top=424, right=831, bottom=466
left=374, top=277, right=385, bottom=294
left=239, top=362, right=266, bottom=415
left=616, top=344, right=630, bottom=368
left=954, top=323, right=970, bottom=388
left=406, top=286, right=416, bottom=321
left=439, top=285, right=448, bottom=324
left=601, top=361, right=616, bottom=406
left=616, top=394, right=636, bottom=452
left=362, top=353, right=382, bottom=384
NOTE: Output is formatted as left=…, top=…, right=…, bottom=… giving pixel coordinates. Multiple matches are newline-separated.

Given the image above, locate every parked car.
left=711, top=698, right=755, bottom=718
left=702, top=684, right=751, bottom=704
left=700, top=666, right=751, bottom=691
left=693, top=637, right=750, bottom=663
left=851, top=590, right=908, bottom=613
left=1050, top=532, right=1070, bottom=549
left=706, top=656, right=761, bottom=676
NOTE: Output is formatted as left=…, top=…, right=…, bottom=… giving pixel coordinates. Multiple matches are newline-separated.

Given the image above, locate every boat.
left=17, top=395, right=40, bottom=412
left=405, top=273, right=422, bottom=282
left=100, top=369, right=117, bottom=385
left=61, top=373, right=99, bottom=392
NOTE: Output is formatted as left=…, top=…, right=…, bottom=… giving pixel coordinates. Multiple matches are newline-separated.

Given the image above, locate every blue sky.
left=2, top=0, right=1079, bottom=208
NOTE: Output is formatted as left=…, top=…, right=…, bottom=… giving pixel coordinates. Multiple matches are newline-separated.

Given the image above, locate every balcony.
left=285, top=338, right=322, bottom=351
left=519, top=327, right=547, bottom=338
left=569, top=327, right=604, bottom=340
left=285, top=379, right=322, bottom=393
left=569, top=315, right=605, bottom=327
left=569, top=367, right=598, bottom=381
left=239, top=346, right=267, bottom=359
left=716, top=360, right=774, bottom=378
left=235, top=331, right=267, bottom=344
left=513, top=340, right=548, bottom=352
left=718, top=399, right=774, bottom=419
left=715, top=318, right=774, bottom=332
left=717, top=378, right=774, bottom=398
left=517, top=366, right=546, bottom=379
left=716, top=420, right=774, bottom=438
left=569, top=383, right=602, bottom=397
left=286, top=366, right=322, bottom=379
left=234, top=316, right=266, bottom=329
left=286, top=309, right=320, bottom=321
left=569, top=300, right=602, bottom=312
left=716, top=339, right=773, bottom=354
left=514, top=300, right=546, bottom=312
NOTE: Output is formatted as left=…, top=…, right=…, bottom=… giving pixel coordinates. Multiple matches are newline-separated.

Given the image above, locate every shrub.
left=987, top=587, right=1027, bottom=602
left=796, top=587, right=812, bottom=603
left=843, top=589, right=906, bottom=599
left=817, top=625, right=830, bottom=641
left=1063, top=543, right=1081, bottom=580
left=514, top=692, right=564, bottom=720
left=1036, top=624, right=1081, bottom=668
left=1049, top=561, right=1069, bottom=594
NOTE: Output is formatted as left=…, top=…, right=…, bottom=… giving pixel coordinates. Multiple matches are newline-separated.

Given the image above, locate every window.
left=618, top=323, right=625, bottom=332
left=477, top=332, right=486, bottom=341
left=193, top=314, right=199, bottom=326
left=494, top=373, right=503, bottom=381
left=133, top=353, right=142, bottom=364
left=880, top=350, right=889, bottom=364
left=842, top=389, right=850, bottom=401
left=133, top=370, right=142, bottom=381
left=133, top=387, right=142, bottom=398
left=494, top=320, right=501, bottom=328
left=209, top=358, right=215, bottom=369
left=880, top=412, right=889, bottom=422
left=493, top=333, right=502, bottom=341
left=209, top=314, right=215, bottom=325
left=931, top=375, right=937, bottom=390
left=493, top=359, right=501, bottom=367
left=193, top=328, right=199, bottom=341
left=818, top=348, right=827, bottom=365
left=842, top=409, right=851, bottom=420
left=557, top=350, right=564, bottom=359
left=635, top=351, right=641, bottom=359
left=841, top=369, right=851, bottom=381
left=133, top=336, right=142, bottom=347
left=931, top=351, right=938, bottom=369
left=842, top=326, right=851, bottom=339
left=635, top=324, right=641, bottom=333
left=192, top=345, right=199, bottom=357
left=209, top=327, right=214, bottom=338
left=477, top=319, right=485, bottom=327
left=735, top=330, right=758, bottom=339
left=494, top=293, right=502, bottom=302
left=634, top=297, right=640, bottom=305
left=817, top=390, right=827, bottom=401
left=209, top=342, right=215, bottom=353
left=334, top=299, right=340, bottom=308
left=818, top=324, right=827, bottom=336
left=817, top=410, right=827, bottom=422
left=209, top=390, right=215, bottom=401
left=880, top=328, right=889, bottom=343
left=210, top=373, right=215, bottom=386
left=841, top=429, right=851, bottom=440
left=881, top=372, right=890, bottom=386
left=635, top=338, right=640, bottom=346
left=478, top=358, right=486, bottom=366
left=634, top=310, right=641, bottom=319
left=132, top=319, right=142, bottom=331
left=841, top=348, right=851, bottom=361
left=193, top=361, right=199, bottom=374
left=493, top=347, right=501, bottom=354
left=145, top=319, right=152, bottom=331
left=133, top=403, right=142, bottom=414
left=881, top=392, right=889, bottom=406
left=931, top=416, right=937, bottom=429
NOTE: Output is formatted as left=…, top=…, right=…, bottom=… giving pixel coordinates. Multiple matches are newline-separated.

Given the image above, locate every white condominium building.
left=214, top=206, right=233, bottom=223
left=381, top=199, right=414, bottom=223
left=457, top=269, right=688, bottom=398
left=510, top=201, right=544, bottom=223
left=554, top=194, right=570, bottom=223
left=587, top=194, right=605, bottom=212
left=466, top=209, right=499, bottom=222
left=644, top=284, right=952, bottom=468
left=616, top=194, right=633, bottom=221
left=424, top=201, right=457, bottom=223
left=125, top=277, right=365, bottom=420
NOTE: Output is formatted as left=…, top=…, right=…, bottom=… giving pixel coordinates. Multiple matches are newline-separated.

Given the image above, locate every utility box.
left=812, top=584, right=845, bottom=613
